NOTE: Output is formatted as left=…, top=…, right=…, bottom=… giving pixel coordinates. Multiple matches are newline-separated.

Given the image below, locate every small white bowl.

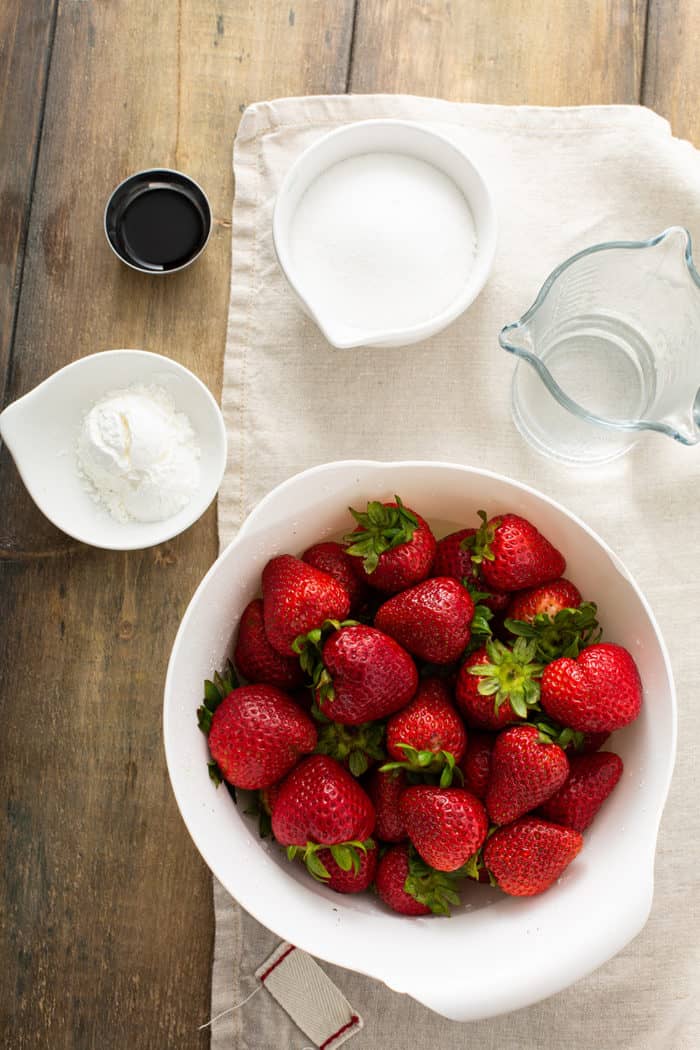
left=0, top=349, right=227, bottom=550
left=273, top=120, right=498, bottom=349
left=164, top=460, right=676, bottom=1021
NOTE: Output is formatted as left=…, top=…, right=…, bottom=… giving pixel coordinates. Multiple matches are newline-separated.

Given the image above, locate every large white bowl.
left=163, top=460, right=676, bottom=1021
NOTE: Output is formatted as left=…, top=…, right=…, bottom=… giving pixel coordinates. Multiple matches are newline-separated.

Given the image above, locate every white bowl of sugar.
left=273, top=119, right=497, bottom=349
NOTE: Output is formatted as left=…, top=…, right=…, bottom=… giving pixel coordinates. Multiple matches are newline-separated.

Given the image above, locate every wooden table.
left=1, top=2, right=698, bottom=1046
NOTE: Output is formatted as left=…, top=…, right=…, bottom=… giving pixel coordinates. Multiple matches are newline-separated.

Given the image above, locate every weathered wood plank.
left=0, top=1, right=353, bottom=1047
left=0, top=0, right=56, bottom=405
left=350, top=0, right=647, bottom=102
left=643, top=0, right=700, bottom=143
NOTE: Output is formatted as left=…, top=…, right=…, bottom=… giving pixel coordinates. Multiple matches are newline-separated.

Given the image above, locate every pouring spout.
left=661, top=388, right=700, bottom=446
left=499, top=321, right=536, bottom=360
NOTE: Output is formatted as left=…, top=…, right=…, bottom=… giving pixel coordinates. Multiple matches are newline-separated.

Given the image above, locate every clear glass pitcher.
left=499, top=227, right=700, bottom=464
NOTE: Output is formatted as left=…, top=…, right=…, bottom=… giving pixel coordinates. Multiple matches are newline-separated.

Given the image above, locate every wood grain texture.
left=0, top=0, right=56, bottom=405
left=350, top=0, right=647, bottom=101
left=0, top=2, right=353, bottom=1048
left=643, top=0, right=700, bottom=142
left=4, top=0, right=700, bottom=1046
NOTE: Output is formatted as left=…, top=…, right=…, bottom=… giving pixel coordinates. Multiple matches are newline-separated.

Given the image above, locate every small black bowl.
left=104, top=168, right=212, bottom=274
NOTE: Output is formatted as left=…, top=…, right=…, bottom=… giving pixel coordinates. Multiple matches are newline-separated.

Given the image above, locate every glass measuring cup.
left=499, top=227, right=700, bottom=464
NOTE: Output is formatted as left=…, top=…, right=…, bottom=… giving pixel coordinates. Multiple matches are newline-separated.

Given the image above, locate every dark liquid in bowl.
left=105, top=171, right=211, bottom=272
left=121, top=188, right=205, bottom=269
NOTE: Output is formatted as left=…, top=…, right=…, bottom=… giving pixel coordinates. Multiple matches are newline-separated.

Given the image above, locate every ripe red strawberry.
left=400, top=786, right=488, bottom=872
left=539, top=751, right=623, bottom=831
left=466, top=511, right=565, bottom=591
left=315, top=841, right=378, bottom=893
left=541, top=643, right=642, bottom=733
left=302, top=541, right=370, bottom=614
left=366, top=768, right=408, bottom=842
left=455, top=639, right=543, bottom=730
left=507, top=578, right=582, bottom=623
left=382, top=678, right=466, bottom=783
left=375, top=844, right=462, bottom=916
left=262, top=555, right=351, bottom=656
left=374, top=577, right=474, bottom=664
left=458, top=731, right=495, bottom=800
left=315, top=625, right=418, bottom=725
left=483, top=817, right=583, bottom=896
left=234, top=599, right=305, bottom=690
left=433, top=528, right=476, bottom=579
left=272, top=756, right=375, bottom=878
left=486, top=725, right=569, bottom=825
left=433, top=528, right=510, bottom=612
left=344, top=496, right=436, bottom=593
left=206, top=684, right=317, bottom=790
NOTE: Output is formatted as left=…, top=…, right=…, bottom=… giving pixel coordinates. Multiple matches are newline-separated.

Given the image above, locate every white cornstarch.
left=289, top=152, right=478, bottom=333
left=77, top=384, right=201, bottom=523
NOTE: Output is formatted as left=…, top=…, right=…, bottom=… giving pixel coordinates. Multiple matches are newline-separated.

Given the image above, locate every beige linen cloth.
left=211, top=95, right=700, bottom=1049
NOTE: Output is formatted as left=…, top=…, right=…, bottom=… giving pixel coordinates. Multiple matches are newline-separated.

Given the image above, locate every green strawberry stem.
left=315, top=720, right=387, bottom=777
left=404, top=847, right=463, bottom=916
left=466, top=637, right=544, bottom=719
left=505, top=601, right=601, bottom=661
left=380, top=745, right=464, bottom=787
left=460, top=510, right=500, bottom=566
left=291, top=619, right=359, bottom=703
left=343, top=495, right=419, bottom=574
left=197, top=660, right=238, bottom=734
left=286, top=839, right=374, bottom=881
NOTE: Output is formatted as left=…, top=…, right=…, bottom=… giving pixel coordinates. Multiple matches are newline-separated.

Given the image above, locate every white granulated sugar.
left=289, top=152, right=477, bottom=333
left=76, top=384, right=200, bottom=524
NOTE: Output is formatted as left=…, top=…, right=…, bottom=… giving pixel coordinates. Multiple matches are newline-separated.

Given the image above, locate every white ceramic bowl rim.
left=272, top=120, right=498, bottom=348
left=163, top=459, right=677, bottom=1021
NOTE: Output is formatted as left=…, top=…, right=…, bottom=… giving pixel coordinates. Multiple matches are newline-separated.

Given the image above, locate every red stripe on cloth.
left=259, top=944, right=296, bottom=983
left=319, top=1014, right=360, bottom=1049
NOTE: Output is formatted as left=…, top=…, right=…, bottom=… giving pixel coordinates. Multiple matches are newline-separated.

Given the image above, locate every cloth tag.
left=255, top=942, right=363, bottom=1049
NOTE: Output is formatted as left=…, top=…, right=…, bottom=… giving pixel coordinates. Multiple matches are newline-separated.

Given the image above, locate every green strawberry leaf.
left=207, top=760, right=223, bottom=787
left=330, top=844, right=353, bottom=871
left=305, top=851, right=331, bottom=881
left=348, top=751, right=369, bottom=777
left=461, top=510, right=499, bottom=566
left=293, top=619, right=359, bottom=702
left=463, top=851, right=482, bottom=880
left=476, top=678, right=501, bottom=696
left=380, top=745, right=458, bottom=784
left=505, top=602, right=601, bottom=662
left=535, top=718, right=585, bottom=751
left=469, top=640, right=543, bottom=718
left=204, top=679, right=221, bottom=704
left=315, top=720, right=386, bottom=777
left=403, top=847, right=464, bottom=916
left=198, top=660, right=238, bottom=734
left=344, top=495, right=419, bottom=574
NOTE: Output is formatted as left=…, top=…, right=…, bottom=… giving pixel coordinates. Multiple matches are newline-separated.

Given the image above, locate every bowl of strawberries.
left=164, top=460, right=676, bottom=1021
